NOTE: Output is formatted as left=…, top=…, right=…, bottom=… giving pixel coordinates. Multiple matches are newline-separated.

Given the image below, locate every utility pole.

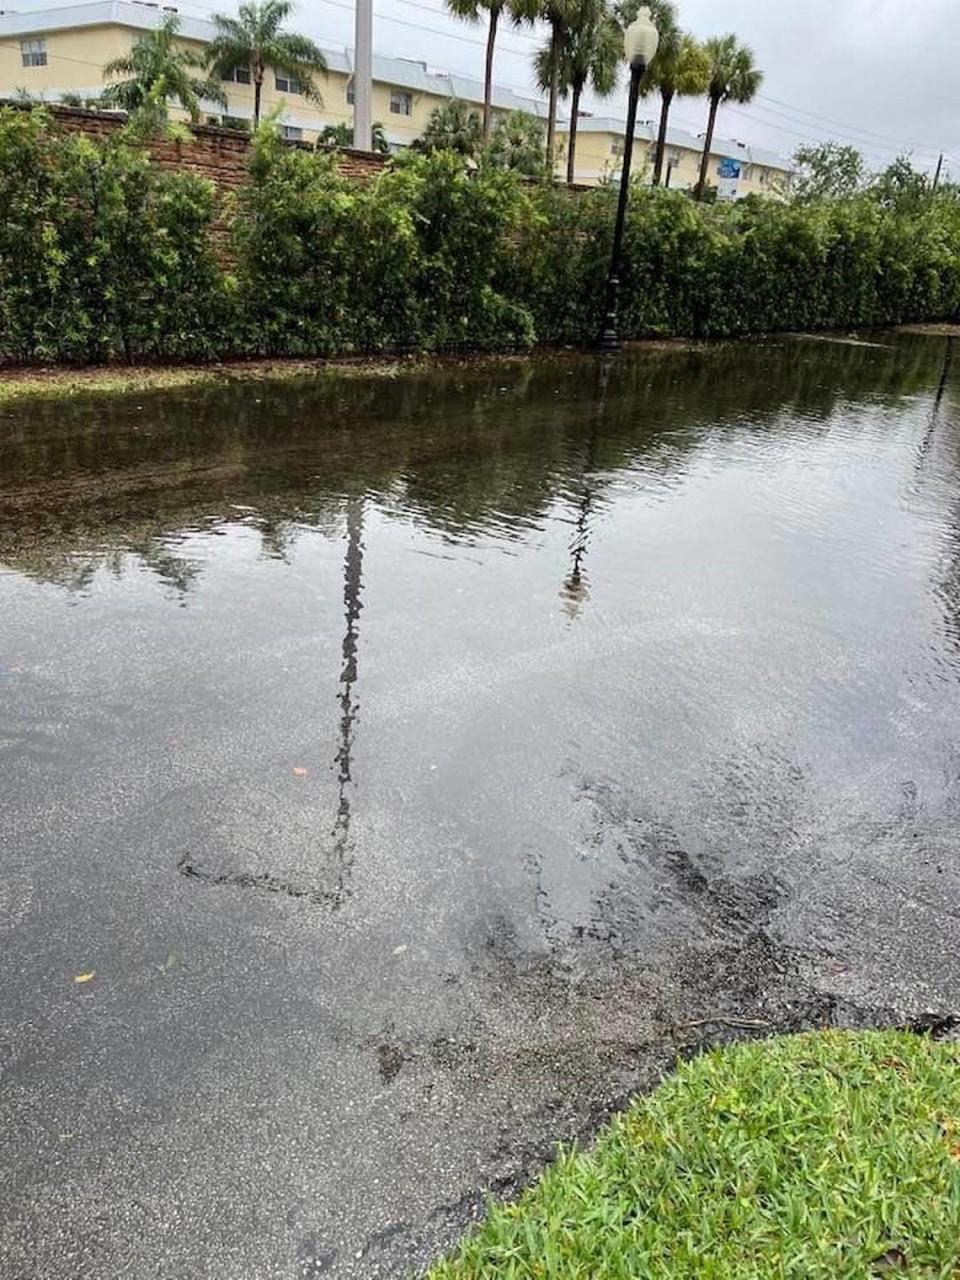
left=933, top=152, right=944, bottom=192
left=353, top=0, right=373, bottom=152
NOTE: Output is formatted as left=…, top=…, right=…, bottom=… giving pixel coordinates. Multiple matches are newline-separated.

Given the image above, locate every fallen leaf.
left=292, top=767, right=308, bottom=777
left=871, top=1247, right=908, bottom=1271
left=880, top=1056, right=909, bottom=1076
left=74, top=971, right=95, bottom=984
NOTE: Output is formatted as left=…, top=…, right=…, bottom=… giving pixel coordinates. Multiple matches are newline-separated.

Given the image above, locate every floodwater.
left=3, top=335, right=960, bottom=1278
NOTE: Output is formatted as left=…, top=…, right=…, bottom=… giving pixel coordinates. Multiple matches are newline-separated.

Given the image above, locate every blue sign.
left=718, top=158, right=742, bottom=179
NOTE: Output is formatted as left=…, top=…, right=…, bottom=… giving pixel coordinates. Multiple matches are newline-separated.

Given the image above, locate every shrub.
left=232, top=132, right=535, bottom=353
left=0, top=106, right=227, bottom=363
left=1, top=106, right=960, bottom=365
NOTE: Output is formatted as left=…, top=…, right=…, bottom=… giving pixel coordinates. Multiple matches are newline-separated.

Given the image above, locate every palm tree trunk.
left=652, top=89, right=672, bottom=186
left=695, top=95, right=719, bottom=201
left=482, top=6, right=499, bottom=143
left=566, top=81, right=582, bottom=184
left=546, top=22, right=559, bottom=170
left=254, top=71, right=262, bottom=128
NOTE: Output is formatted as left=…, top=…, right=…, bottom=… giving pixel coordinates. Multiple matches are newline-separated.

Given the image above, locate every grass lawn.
left=429, top=1031, right=960, bottom=1279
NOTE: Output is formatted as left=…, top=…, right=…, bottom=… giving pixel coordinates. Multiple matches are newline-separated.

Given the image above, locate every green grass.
left=0, top=357, right=413, bottom=403
left=429, top=1031, right=960, bottom=1279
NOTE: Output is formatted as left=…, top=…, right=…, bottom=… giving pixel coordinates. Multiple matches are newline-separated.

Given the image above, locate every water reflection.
left=330, top=496, right=364, bottom=905
left=3, top=332, right=960, bottom=927
left=560, top=361, right=610, bottom=620
left=176, top=498, right=365, bottom=909
left=1, top=336, right=950, bottom=596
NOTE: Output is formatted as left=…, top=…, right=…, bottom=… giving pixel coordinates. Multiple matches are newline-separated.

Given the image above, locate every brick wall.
left=34, top=103, right=390, bottom=193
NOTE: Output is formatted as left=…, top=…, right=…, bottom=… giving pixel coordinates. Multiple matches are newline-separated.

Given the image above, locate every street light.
left=596, top=6, right=660, bottom=351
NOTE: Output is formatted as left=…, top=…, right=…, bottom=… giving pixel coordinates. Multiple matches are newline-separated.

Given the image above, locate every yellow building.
left=563, top=115, right=791, bottom=196
left=0, top=0, right=792, bottom=191
left=0, top=0, right=551, bottom=148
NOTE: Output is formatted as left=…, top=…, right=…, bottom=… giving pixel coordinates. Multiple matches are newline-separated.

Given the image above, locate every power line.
left=179, top=0, right=548, bottom=58
left=755, top=92, right=944, bottom=156
left=721, top=104, right=948, bottom=174
left=747, top=98, right=941, bottom=163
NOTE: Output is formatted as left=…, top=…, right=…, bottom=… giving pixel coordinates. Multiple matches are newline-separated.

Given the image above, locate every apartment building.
left=566, top=116, right=791, bottom=196
left=0, top=0, right=792, bottom=191
left=0, top=0, right=552, bottom=146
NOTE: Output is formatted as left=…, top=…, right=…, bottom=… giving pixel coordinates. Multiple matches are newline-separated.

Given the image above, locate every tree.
left=317, top=121, right=389, bottom=154
left=445, top=0, right=539, bottom=142
left=538, top=0, right=620, bottom=184
left=792, top=141, right=865, bottom=201
left=485, top=109, right=548, bottom=175
left=416, top=99, right=484, bottom=156
left=870, top=153, right=930, bottom=213
left=536, top=0, right=578, bottom=172
left=206, top=1, right=327, bottom=129
left=101, top=13, right=227, bottom=121
left=695, top=34, right=762, bottom=201
left=644, top=24, right=708, bottom=185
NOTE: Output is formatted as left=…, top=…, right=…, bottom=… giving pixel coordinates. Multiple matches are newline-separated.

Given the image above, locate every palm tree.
left=445, top=0, right=539, bottom=142
left=101, top=13, right=227, bottom=120
left=536, top=0, right=578, bottom=170
left=486, top=110, right=547, bottom=174
left=695, top=34, right=762, bottom=201
left=317, top=120, right=389, bottom=153
left=206, top=1, right=327, bottom=129
left=645, top=26, right=708, bottom=185
left=540, top=0, right=620, bottom=183
left=417, top=99, right=484, bottom=155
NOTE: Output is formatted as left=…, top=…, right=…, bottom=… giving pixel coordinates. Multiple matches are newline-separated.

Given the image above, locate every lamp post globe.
left=595, top=5, right=660, bottom=351
left=624, top=7, right=660, bottom=67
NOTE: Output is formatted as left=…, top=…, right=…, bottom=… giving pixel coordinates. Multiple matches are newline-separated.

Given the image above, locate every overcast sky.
left=179, top=0, right=957, bottom=174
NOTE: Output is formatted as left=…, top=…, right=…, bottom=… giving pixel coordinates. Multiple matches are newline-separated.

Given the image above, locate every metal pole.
left=353, top=0, right=372, bottom=152
left=596, top=58, right=645, bottom=352
left=933, top=152, right=944, bottom=193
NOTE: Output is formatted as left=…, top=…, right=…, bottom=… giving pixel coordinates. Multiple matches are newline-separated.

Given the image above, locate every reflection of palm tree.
left=329, top=496, right=364, bottom=906
left=560, top=360, right=610, bottom=619
left=177, top=497, right=365, bottom=907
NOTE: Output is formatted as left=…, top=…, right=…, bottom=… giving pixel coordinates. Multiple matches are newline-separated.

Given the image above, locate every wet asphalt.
left=3, top=338, right=960, bottom=1278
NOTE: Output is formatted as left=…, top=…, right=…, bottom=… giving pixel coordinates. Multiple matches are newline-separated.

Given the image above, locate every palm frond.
left=271, top=32, right=327, bottom=71
left=102, top=54, right=138, bottom=78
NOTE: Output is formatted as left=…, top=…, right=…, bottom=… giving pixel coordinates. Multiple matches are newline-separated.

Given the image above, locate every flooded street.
left=3, top=335, right=960, bottom=1278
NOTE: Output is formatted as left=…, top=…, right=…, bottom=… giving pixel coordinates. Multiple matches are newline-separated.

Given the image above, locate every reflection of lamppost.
left=596, top=7, right=661, bottom=352
left=560, top=359, right=612, bottom=619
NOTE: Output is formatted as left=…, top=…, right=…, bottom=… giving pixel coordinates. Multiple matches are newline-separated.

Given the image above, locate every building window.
left=346, top=80, right=354, bottom=104
left=20, top=38, right=47, bottom=67
left=275, top=73, right=302, bottom=95
left=281, top=124, right=302, bottom=141
left=759, top=168, right=768, bottom=185
left=611, top=138, right=624, bottom=157
left=221, top=64, right=251, bottom=84
left=389, top=89, right=412, bottom=116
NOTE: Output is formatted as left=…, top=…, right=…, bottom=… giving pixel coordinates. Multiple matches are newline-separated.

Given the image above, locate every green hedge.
left=1, top=105, right=959, bottom=364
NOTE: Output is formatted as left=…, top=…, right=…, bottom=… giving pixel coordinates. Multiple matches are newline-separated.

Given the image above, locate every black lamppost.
left=596, top=6, right=661, bottom=352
